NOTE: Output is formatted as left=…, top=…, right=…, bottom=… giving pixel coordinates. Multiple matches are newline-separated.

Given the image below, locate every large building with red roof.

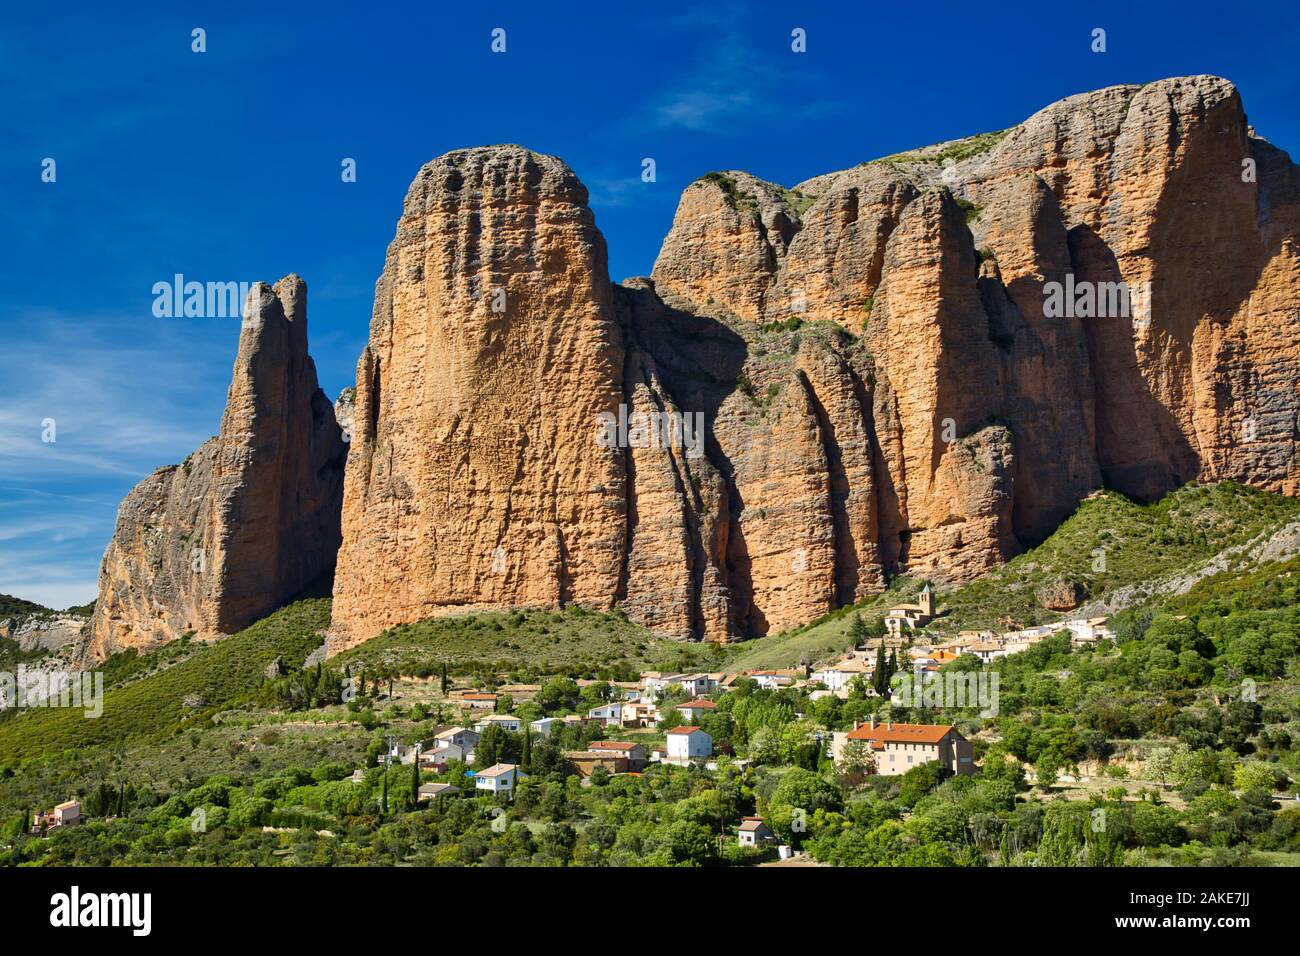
left=832, top=719, right=973, bottom=777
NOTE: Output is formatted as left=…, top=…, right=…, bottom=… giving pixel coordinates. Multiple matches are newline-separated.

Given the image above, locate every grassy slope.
left=330, top=604, right=725, bottom=678
left=0, top=599, right=329, bottom=764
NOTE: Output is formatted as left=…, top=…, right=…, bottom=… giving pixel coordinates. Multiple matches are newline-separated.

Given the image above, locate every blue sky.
left=2, top=0, right=1298, bottom=609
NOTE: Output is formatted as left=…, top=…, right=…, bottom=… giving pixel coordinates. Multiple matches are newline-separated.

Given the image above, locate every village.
left=25, top=586, right=1118, bottom=858
left=223, top=587, right=1111, bottom=858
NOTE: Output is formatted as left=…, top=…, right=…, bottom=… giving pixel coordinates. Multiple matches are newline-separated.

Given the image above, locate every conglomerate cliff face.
left=328, top=75, right=1300, bottom=650
left=328, top=148, right=628, bottom=649
left=321, top=75, right=1291, bottom=650
left=82, top=277, right=346, bottom=662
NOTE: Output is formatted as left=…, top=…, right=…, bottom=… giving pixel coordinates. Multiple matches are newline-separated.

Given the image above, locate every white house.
left=434, top=727, right=480, bottom=752
left=474, top=764, right=527, bottom=796
left=747, top=671, right=796, bottom=691
left=676, top=699, right=717, bottom=722
left=664, top=726, right=712, bottom=765
left=474, top=714, right=522, bottom=733
left=811, top=658, right=870, bottom=692
left=1065, top=618, right=1112, bottom=647
left=738, top=816, right=775, bottom=847
left=639, top=672, right=686, bottom=697
left=969, top=642, right=1007, bottom=664
left=418, top=783, right=460, bottom=801
left=675, top=674, right=719, bottom=697
left=54, top=801, right=81, bottom=827
left=530, top=717, right=561, bottom=736
left=587, top=702, right=623, bottom=726
left=421, top=742, right=467, bottom=769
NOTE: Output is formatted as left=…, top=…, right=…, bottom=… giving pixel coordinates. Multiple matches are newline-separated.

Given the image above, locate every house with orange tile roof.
left=588, top=740, right=647, bottom=769
left=738, top=816, right=775, bottom=847
left=677, top=699, right=717, bottom=721
left=831, top=718, right=973, bottom=777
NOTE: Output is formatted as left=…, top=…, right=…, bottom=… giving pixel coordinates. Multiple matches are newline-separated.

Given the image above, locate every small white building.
left=676, top=674, right=719, bottom=697
left=640, top=672, right=687, bottom=698
left=530, top=717, right=561, bottom=736
left=664, top=726, right=712, bottom=765
left=474, top=714, right=522, bottom=733
left=421, top=742, right=468, bottom=769
left=811, top=659, right=870, bottom=692
left=474, top=764, right=527, bottom=796
left=434, top=727, right=480, bottom=752
left=738, top=816, right=775, bottom=847
left=1065, top=618, right=1112, bottom=647
left=677, top=699, right=717, bottom=722
left=418, top=783, right=460, bottom=801
left=747, top=671, right=796, bottom=691
left=54, top=801, right=81, bottom=827
left=587, top=702, right=623, bottom=726
left=969, top=643, right=1007, bottom=664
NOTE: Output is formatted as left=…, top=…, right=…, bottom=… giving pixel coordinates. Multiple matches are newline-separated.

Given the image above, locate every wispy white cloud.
left=0, top=308, right=235, bottom=607
left=637, top=18, right=838, bottom=135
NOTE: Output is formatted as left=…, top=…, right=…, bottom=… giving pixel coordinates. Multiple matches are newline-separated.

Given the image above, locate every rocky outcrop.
left=328, top=74, right=1298, bottom=650
left=329, top=148, right=628, bottom=651
left=82, top=277, right=346, bottom=662
left=0, top=613, right=87, bottom=654
left=1037, top=578, right=1088, bottom=612
left=866, top=189, right=1016, bottom=580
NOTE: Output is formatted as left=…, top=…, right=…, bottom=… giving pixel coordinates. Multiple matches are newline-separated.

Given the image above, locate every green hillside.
left=0, top=594, right=51, bottom=622
left=0, top=599, right=330, bottom=764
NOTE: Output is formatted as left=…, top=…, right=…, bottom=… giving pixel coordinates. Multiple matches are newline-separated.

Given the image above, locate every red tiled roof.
left=679, top=700, right=716, bottom=710
left=666, top=726, right=702, bottom=735
left=845, top=722, right=955, bottom=745
left=589, top=741, right=639, bottom=751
